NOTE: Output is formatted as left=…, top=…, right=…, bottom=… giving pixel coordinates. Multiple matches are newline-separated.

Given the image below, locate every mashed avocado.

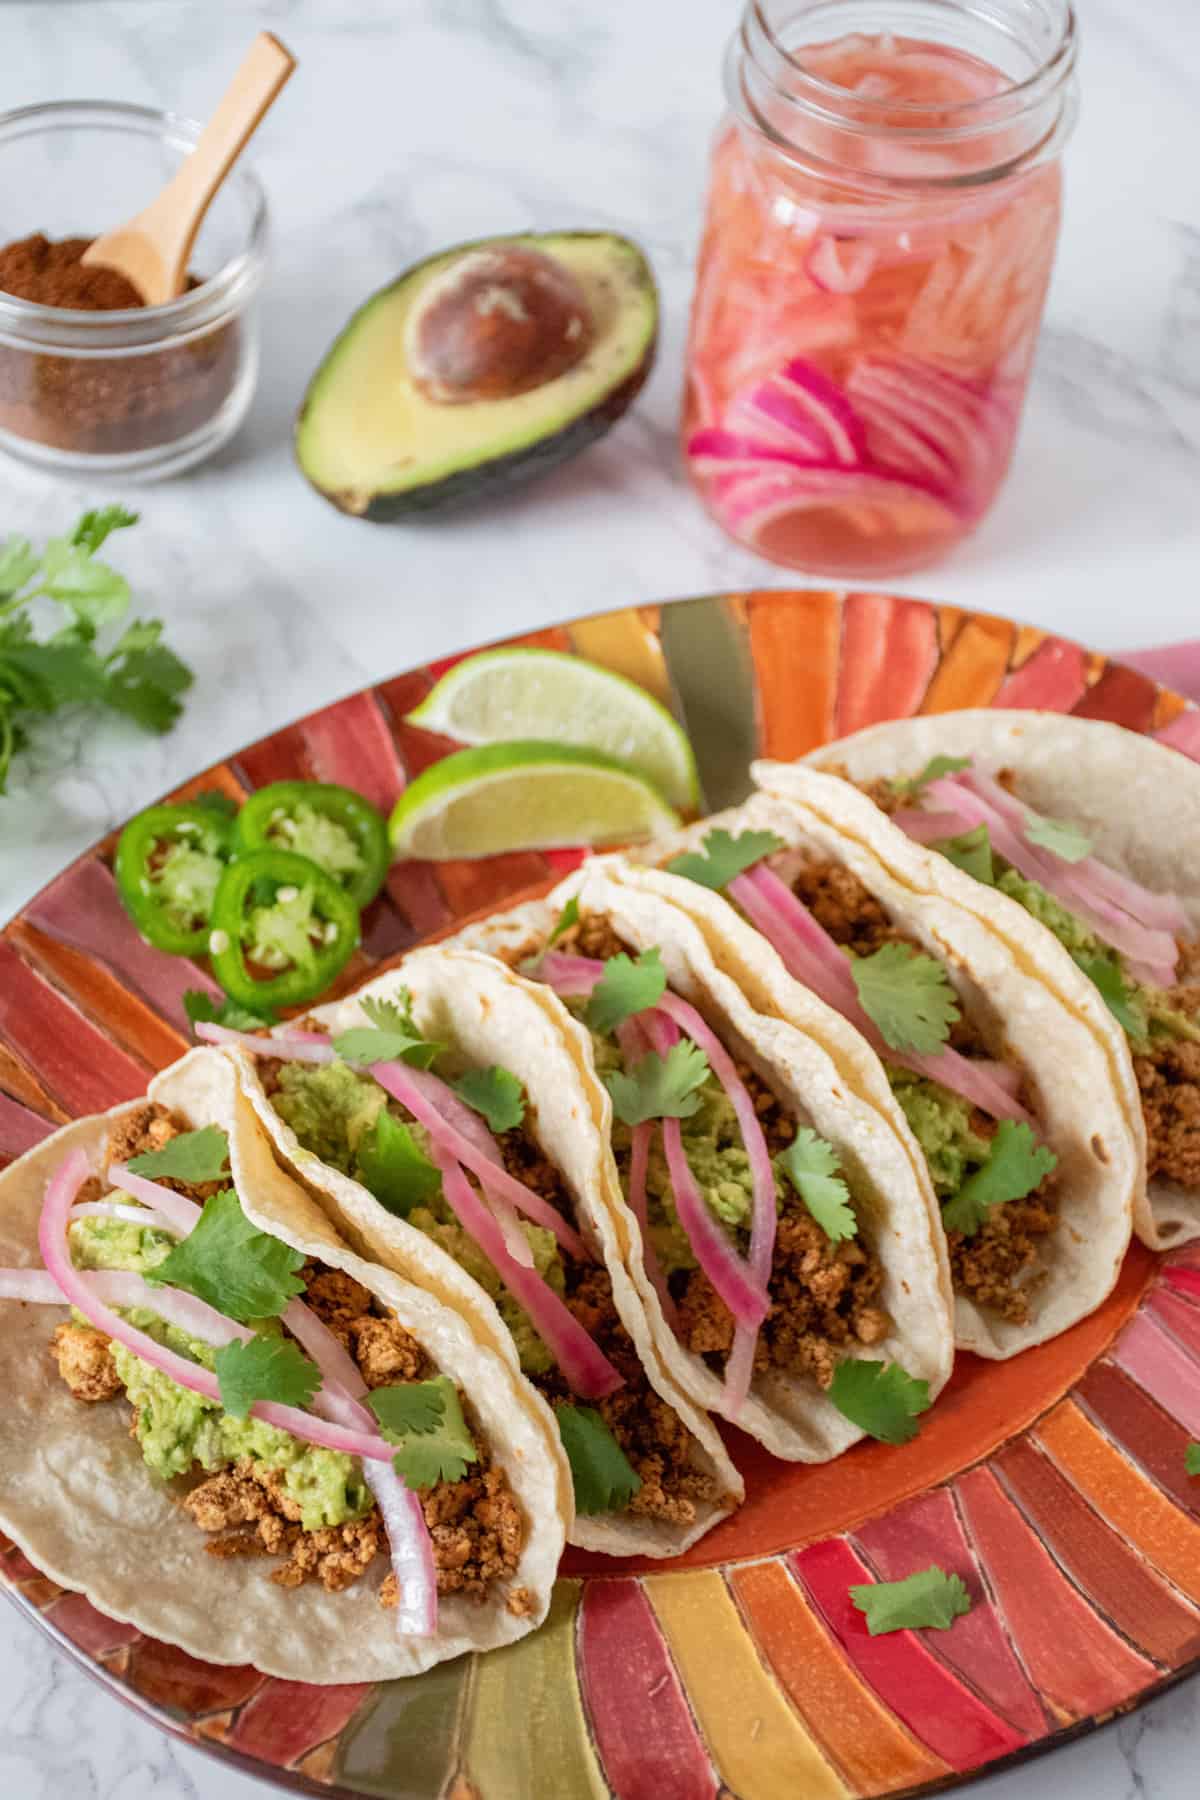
left=273, top=1059, right=387, bottom=1175
left=888, top=1070, right=991, bottom=1198
left=69, top=1212, right=370, bottom=1530
left=409, top=1205, right=564, bottom=1374
left=996, top=868, right=1099, bottom=959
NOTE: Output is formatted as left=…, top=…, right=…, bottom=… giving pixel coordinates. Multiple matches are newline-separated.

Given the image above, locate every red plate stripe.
left=0, top=941, right=148, bottom=1114
left=578, top=1580, right=717, bottom=1800
left=1156, top=709, right=1200, bottom=762
left=24, top=857, right=221, bottom=1028
left=790, top=1539, right=1025, bottom=1771
left=995, top=1439, right=1200, bottom=1666
left=0, top=1089, right=55, bottom=1162
left=1146, top=1285, right=1200, bottom=1358
left=385, top=863, right=452, bottom=938
left=1111, top=1311, right=1200, bottom=1436
left=835, top=593, right=939, bottom=736
left=299, top=691, right=406, bottom=817
left=992, top=636, right=1090, bottom=711
left=1076, top=1361, right=1200, bottom=1520
left=229, top=1679, right=372, bottom=1766
left=1071, top=662, right=1159, bottom=731
left=854, top=1487, right=1048, bottom=1737
left=956, top=1466, right=1156, bottom=1718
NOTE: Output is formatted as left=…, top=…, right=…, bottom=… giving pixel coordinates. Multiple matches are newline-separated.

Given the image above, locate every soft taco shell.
left=233, top=948, right=744, bottom=1555
left=450, top=861, right=955, bottom=1456
left=802, top=708, right=1200, bottom=1248
left=644, top=781, right=1144, bottom=1353
left=0, top=1047, right=565, bottom=1682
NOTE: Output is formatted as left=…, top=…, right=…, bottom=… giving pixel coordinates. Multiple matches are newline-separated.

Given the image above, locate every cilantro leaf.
left=39, top=535, right=131, bottom=630
left=145, top=1188, right=306, bottom=1321
left=779, top=1129, right=857, bottom=1241
left=603, top=1041, right=710, bottom=1126
left=934, top=823, right=995, bottom=887
left=890, top=755, right=971, bottom=798
left=1187, top=1443, right=1200, bottom=1477
left=584, top=948, right=667, bottom=1034
left=215, top=1333, right=320, bottom=1420
left=453, top=1066, right=525, bottom=1133
left=183, top=989, right=278, bottom=1032
left=190, top=788, right=239, bottom=820
left=665, top=828, right=785, bottom=891
left=1023, top=812, right=1092, bottom=863
left=546, top=896, right=580, bottom=949
left=356, top=1107, right=441, bottom=1217
left=829, top=1359, right=930, bottom=1444
left=850, top=1567, right=972, bottom=1635
left=103, top=619, right=193, bottom=732
left=850, top=942, right=960, bottom=1054
left=126, top=1124, right=230, bottom=1185
left=369, top=1375, right=479, bottom=1489
left=1071, top=950, right=1146, bottom=1040
left=555, top=1403, right=642, bottom=1514
left=940, top=1120, right=1057, bottom=1237
left=71, top=505, right=138, bottom=555
left=333, top=991, right=444, bottom=1070
left=0, top=536, right=38, bottom=597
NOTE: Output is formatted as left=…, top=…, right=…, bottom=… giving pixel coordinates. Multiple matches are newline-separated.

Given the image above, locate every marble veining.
left=0, top=0, right=1197, bottom=1795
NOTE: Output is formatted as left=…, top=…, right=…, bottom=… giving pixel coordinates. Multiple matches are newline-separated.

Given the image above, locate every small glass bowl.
left=0, top=100, right=267, bottom=480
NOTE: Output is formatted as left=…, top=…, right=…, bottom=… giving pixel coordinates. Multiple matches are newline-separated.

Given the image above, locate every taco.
left=0, top=1047, right=565, bottom=1682
left=634, top=772, right=1139, bottom=1359
left=446, top=866, right=954, bottom=1459
left=800, top=709, right=1200, bottom=1250
left=211, top=948, right=743, bottom=1556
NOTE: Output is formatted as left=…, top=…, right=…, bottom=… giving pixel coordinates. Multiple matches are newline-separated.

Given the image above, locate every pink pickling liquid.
left=683, top=33, right=1063, bottom=576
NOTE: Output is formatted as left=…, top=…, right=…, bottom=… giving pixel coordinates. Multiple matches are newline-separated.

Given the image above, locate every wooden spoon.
left=82, top=32, right=295, bottom=305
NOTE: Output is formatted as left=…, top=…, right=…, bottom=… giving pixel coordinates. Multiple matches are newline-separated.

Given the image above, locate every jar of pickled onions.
left=683, top=1, right=1078, bottom=576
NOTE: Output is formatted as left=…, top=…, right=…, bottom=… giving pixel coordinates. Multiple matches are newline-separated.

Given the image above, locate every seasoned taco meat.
left=50, top=1320, right=122, bottom=1402
left=1133, top=941, right=1200, bottom=1190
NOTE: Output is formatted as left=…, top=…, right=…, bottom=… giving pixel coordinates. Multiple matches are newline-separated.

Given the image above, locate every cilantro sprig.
left=356, top=1108, right=441, bottom=1217
left=556, top=1404, right=642, bottom=1514
left=546, top=896, right=580, bottom=949
left=0, top=507, right=192, bottom=793
left=584, top=948, right=667, bottom=1035
left=850, top=1566, right=972, bottom=1635
left=333, top=993, right=444, bottom=1069
left=889, top=755, right=971, bottom=799
left=145, top=1188, right=306, bottom=1321
left=933, top=823, right=995, bottom=887
left=452, top=1066, right=525, bottom=1134
left=1071, top=950, right=1145, bottom=1040
left=126, top=1125, right=230, bottom=1185
left=665, top=828, right=785, bottom=891
left=1024, top=812, right=1092, bottom=863
left=829, top=1360, right=930, bottom=1444
left=850, top=943, right=960, bottom=1055
left=1187, top=1443, right=1200, bottom=1477
left=779, top=1130, right=857, bottom=1242
left=940, top=1121, right=1057, bottom=1237
left=184, top=990, right=278, bottom=1032
left=215, top=1333, right=320, bottom=1420
left=603, top=1041, right=710, bottom=1127
left=369, top=1375, right=479, bottom=1489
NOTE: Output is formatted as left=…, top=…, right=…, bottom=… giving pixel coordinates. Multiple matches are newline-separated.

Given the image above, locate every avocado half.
left=295, top=231, right=659, bottom=519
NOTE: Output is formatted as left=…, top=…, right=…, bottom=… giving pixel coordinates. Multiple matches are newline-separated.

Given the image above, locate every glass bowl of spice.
left=0, top=99, right=266, bottom=479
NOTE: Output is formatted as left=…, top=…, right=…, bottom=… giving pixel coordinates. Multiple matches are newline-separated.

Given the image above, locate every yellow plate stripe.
left=568, top=609, right=673, bottom=709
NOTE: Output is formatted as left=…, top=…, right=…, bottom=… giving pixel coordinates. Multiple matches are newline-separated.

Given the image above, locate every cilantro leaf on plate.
left=829, top=1359, right=930, bottom=1444
left=356, top=1107, right=441, bottom=1217
left=933, top=823, right=995, bottom=887
left=1023, top=812, right=1092, bottom=863
left=453, top=1066, right=525, bottom=1134
left=369, top=1375, right=479, bottom=1489
left=779, top=1129, right=857, bottom=1241
left=850, top=942, right=960, bottom=1055
left=1187, top=1443, right=1200, bottom=1477
left=183, top=989, right=278, bottom=1032
left=71, top=504, right=139, bottom=556
left=850, top=1567, right=972, bottom=1635
left=889, top=755, right=971, bottom=798
left=555, top=1403, right=642, bottom=1514
left=665, top=828, right=784, bottom=891
left=126, top=1124, right=230, bottom=1185
left=1071, top=950, right=1145, bottom=1040
left=39, top=533, right=131, bottom=630
left=333, top=991, right=444, bottom=1070
left=546, top=896, right=580, bottom=949
left=584, top=948, right=667, bottom=1034
left=215, top=1333, right=320, bottom=1420
left=145, top=1188, right=306, bottom=1322
left=103, top=619, right=193, bottom=733
left=940, top=1120, right=1057, bottom=1237
left=603, top=1041, right=710, bottom=1127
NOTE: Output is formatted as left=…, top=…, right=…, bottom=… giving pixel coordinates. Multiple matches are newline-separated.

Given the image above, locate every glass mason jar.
left=683, top=1, right=1078, bottom=577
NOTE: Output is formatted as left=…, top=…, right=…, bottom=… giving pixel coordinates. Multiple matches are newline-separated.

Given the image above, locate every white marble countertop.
left=0, top=0, right=1197, bottom=1794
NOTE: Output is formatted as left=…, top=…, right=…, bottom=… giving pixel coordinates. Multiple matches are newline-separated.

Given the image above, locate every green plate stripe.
left=334, top=1655, right=470, bottom=1798
left=658, top=595, right=758, bottom=812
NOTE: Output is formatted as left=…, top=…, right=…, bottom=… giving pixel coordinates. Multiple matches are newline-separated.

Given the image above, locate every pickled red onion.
left=431, top=1146, right=623, bottom=1400
left=806, top=236, right=877, bottom=295
left=108, top=1167, right=203, bottom=1232
left=195, top=1022, right=334, bottom=1063
left=70, top=1201, right=178, bottom=1231
left=615, top=1017, right=678, bottom=1329
left=393, top=1064, right=502, bottom=1164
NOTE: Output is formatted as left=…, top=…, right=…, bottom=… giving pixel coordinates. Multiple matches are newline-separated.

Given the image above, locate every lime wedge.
left=389, top=741, right=680, bottom=861
left=407, top=648, right=701, bottom=810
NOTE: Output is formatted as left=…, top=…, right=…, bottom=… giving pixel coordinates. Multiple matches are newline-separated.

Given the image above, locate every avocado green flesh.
left=295, top=232, right=658, bottom=517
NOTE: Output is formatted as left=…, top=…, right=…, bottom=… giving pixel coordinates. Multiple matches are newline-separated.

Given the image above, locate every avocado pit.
left=406, top=245, right=594, bottom=405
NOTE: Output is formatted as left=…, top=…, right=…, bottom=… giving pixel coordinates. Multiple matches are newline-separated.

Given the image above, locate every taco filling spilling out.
left=662, top=829, right=1060, bottom=1325
left=247, top=1003, right=725, bottom=1533
left=1, top=1105, right=534, bottom=1636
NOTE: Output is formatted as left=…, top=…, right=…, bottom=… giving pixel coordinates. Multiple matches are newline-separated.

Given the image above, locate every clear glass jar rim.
left=0, top=99, right=267, bottom=344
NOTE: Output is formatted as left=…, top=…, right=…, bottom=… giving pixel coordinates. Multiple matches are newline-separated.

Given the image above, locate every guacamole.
left=887, top=1069, right=991, bottom=1199
left=68, top=1215, right=371, bottom=1531
left=273, top=1059, right=387, bottom=1175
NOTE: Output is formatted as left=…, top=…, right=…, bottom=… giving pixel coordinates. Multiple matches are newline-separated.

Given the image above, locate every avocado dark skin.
left=295, top=231, right=659, bottom=521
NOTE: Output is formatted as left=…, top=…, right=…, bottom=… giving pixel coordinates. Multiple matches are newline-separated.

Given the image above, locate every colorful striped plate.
left=4, top=588, right=1200, bottom=1799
